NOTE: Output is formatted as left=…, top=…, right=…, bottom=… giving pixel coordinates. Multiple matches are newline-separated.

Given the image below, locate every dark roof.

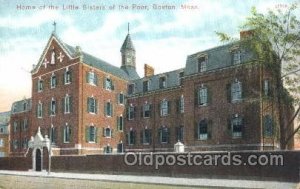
left=185, top=41, right=255, bottom=76
left=11, top=98, right=32, bottom=114
left=129, top=68, right=184, bottom=95
left=120, top=34, right=135, bottom=52
left=53, top=34, right=140, bottom=81
left=0, top=111, right=10, bottom=125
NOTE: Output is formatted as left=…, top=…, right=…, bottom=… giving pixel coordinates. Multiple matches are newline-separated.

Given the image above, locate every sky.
left=0, top=0, right=295, bottom=112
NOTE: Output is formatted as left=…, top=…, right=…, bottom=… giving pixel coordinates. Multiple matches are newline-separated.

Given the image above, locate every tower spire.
left=52, top=21, right=57, bottom=33
left=128, top=22, right=130, bottom=34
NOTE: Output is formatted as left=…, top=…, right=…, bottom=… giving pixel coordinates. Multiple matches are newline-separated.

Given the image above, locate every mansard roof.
left=0, top=111, right=11, bottom=125
left=184, top=41, right=255, bottom=76
left=129, top=68, right=184, bottom=95
left=120, top=34, right=135, bottom=52
left=11, top=98, right=32, bottom=114
left=32, top=33, right=139, bottom=81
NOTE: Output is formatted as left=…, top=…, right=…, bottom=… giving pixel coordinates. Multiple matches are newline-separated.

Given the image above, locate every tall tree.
left=216, top=3, right=300, bottom=149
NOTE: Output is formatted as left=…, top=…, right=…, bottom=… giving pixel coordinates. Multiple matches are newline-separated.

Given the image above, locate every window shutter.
left=158, top=128, right=161, bottom=143
left=140, top=106, right=144, bottom=118
left=194, top=89, right=198, bottom=106
left=95, top=99, right=98, bottom=114
left=69, top=70, right=72, bottom=83
left=62, top=98, right=65, bottom=113
left=242, top=117, right=245, bottom=139
left=103, top=128, right=106, bottom=137
left=126, top=133, right=129, bottom=144
left=167, top=101, right=171, bottom=115
left=208, top=120, right=213, bottom=139
left=104, top=103, right=107, bottom=116
left=227, top=118, right=232, bottom=136
left=87, top=98, right=90, bottom=112
left=207, top=86, right=212, bottom=104
left=167, top=128, right=170, bottom=144
left=133, top=107, right=136, bottom=119
left=149, top=130, right=152, bottom=144
left=226, top=84, right=231, bottom=103
left=69, top=96, right=73, bottom=113
left=69, top=126, right=73, bottom=143
left=117, top=116, right=120, bottom=130
left=126, top=107, right=129, bottom=120
left=95, top=74, right=98, bottom=86
left=61, top=126, right=65, bottom=143
left=111, top=129, right=114, bottom=138
left=86, top=72, right=89, bottom=83
left=95, top=128, right=98, bottom=143
left=140, top=130, right=143, bottom=144
left=55, top=75, right=58, bottom=86
left=111, top=104, right=113, bottom=117
left=111, top=80, right=115, bottom=90
left=133, top=131, right=136, bottom=145
left=194, top=121, right=198, bottom=139
left=241, top=81, right=245, bottom=99
left=48, top=101, right=51, bottom=115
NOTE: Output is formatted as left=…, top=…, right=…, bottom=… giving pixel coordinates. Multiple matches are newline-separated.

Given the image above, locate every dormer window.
left=159, top=77, right=166, bottom=89
left=232, top=50, right=241, bottom=65
left=198, top=56, right=207, bottom=72
left=128, top=84, right=135, bottom=95
left=143, top=80, right=149, bottom=92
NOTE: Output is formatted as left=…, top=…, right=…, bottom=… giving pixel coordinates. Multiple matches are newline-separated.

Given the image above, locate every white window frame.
left=38, top=79, right=43, bottom=92
left=89, top=126, right=96, bottom=143
left=105, top=77, right=112, bottom=90
left=198, top=120, right=208, bottom=140
left=37, top=101, right=43, bottom=118
left=143, top=104, right=151, bottom=118
left=64, top=95, right=70, bottom=114
left=143, top=80, right=149, bottom=92
left=199, top=87, right=208, bottom=106
left=64, top=125, right=71, bottom=143
left=88, top=97, right=96, bottom=114
left=0, top=139, right=4, bottom=147
left=118, top=93, right=125, bottom=105
left=50, top=74, right=56, bottom=89
left=64, top=68, right=71, bottom=84
left=51, top=98, right=56, bottom=116
left=128, top=106, right=134, bottom=120
left=232, top=115, right=242, bottom=138
left=106, top=102, right=112, bottom=117
left=104, top=127, right=112, bottom=138
left=198, top=57, right=207, bottom=72
left=231, top=80, right=242, bottom=102
left=179, top=95, right=184, bottom=113
left=160, top=99, right=168, bottom=116
left=160, top=127, right=168, bottom=144
left=88, top=71, right=96, bottom=85
left=159, top=77, right=166, bottom=89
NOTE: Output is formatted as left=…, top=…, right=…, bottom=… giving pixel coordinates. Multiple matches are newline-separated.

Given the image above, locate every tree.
left=216, top=3, right=300, bottom=149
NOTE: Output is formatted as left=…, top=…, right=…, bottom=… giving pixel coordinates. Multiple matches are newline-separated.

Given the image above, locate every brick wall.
left=0, top=150, right=299, bottom=182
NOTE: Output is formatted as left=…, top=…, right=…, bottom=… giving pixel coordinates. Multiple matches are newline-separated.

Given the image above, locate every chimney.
left=144, top=64, right=154, bottom=77
left=240, top=30, right=254, bottom=40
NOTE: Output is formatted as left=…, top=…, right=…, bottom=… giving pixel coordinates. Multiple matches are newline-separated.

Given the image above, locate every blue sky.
left=0, top=0, right=295, bottom=111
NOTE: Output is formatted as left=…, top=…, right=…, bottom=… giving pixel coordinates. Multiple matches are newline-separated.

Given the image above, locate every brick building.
left=0, top=111, right=10, bottom=157
left=9, top=29, right=296, bottom=156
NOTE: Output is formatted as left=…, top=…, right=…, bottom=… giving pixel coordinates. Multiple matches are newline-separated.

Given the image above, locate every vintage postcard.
left=0, top=0, right=299, bottom=188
